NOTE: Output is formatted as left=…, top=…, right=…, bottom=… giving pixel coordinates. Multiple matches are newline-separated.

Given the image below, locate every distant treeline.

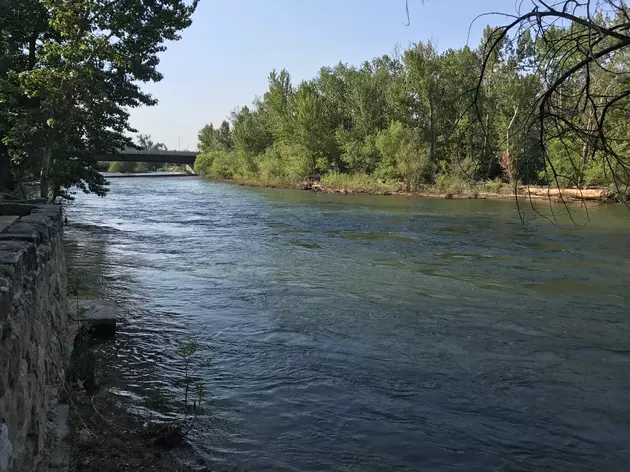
left=195, top=21, right=629, bottom=193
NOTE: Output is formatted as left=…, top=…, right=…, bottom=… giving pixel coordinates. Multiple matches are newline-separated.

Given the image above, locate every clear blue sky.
left=129, top=0, right=517, bottom=151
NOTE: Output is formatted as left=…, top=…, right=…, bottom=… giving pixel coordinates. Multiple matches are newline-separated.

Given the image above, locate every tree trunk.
left=502, top=106, right=519, bottom=185
left=579, top=116, right=594, bottom=188
left=483, top=114, right=492, bottom=177
left=28, top=34, right=37, bottom=69
left=429, top=100, right=436, bottom=159
left=40, top=145, right=52, bottom=200
left=506, top=106, right=518, bottom=155
left=0, top=149, right=15, bottom=193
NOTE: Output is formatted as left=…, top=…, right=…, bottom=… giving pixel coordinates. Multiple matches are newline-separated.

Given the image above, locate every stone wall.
left=0, top=204, right=69, bottom=472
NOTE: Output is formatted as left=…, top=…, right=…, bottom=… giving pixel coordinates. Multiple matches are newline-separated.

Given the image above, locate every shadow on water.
left=66, top=178, right=630, bottom=471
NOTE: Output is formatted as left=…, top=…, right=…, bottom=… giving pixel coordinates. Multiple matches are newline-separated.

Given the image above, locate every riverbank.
left=63, top=288, right=209, bottom=470
left=212, top=174, right=616, bottom=203
left=65, top=323, right=208, bottom=472
left=68, top=389, right=203, bottom=472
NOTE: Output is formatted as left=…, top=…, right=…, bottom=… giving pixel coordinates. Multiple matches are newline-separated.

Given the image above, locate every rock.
left=0, top=204, right=69, bottom=471
left=71, top=300, right=117, bottom=337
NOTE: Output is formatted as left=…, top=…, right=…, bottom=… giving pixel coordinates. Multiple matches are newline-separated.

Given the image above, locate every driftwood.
left=521, top=187, right=610, bottom=201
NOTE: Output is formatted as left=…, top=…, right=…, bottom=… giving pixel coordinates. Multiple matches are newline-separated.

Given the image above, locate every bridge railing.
left=115, top=148, right=199, bottom=157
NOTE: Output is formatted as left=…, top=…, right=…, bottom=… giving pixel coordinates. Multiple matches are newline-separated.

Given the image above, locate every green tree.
left=262, top=69, right=294, bottom=142
left=217, top=121, right=233, bottom=151
left=198, top=121, right=233, bottom=153
left=231, top=105, right=272, bottom=160
left=0, top=0, right=198, bottom=199
left=107, top=162, right=122, bottom=173
left=477, top=1, right=630, bottom=199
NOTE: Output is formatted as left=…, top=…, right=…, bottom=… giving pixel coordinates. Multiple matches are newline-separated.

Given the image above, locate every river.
left=65, top=177, right=630, bottom=471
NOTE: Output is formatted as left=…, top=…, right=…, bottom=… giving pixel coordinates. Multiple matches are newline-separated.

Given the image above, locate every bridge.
left=96, top=149, right=199, bottom=165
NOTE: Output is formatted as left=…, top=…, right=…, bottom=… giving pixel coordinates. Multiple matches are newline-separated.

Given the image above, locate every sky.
left=129, top=0, right=521, bottom=151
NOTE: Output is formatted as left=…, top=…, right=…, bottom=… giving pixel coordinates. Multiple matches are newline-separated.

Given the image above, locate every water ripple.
left=65, top=178, right=630, bottom=471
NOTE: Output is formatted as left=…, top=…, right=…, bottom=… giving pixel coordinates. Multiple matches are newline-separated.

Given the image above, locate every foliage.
left=194, top=31, right=538, bottom=191
left=193, top=152, right=216, bottom=177
left=192, top=3, right=629, bottom=199
left=107, top=162, right=122, bottom=173
left=174, top=340, right=210, bottom=412
left=259, top=143, right=314, bottom=181
left=148, top=339, right=210, bottom=447
left=0, top=0, right=198, bottom=199
left=198, top=121, right=233, bottom=153
left=320, top=172, right=399, bottom=193
left=477, top=1, right=630, bottom=199
left=211, top=151, right=237, bottom=179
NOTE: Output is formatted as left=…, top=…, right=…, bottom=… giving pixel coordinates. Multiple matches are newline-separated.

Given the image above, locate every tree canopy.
left=478, top=0, right=630, bottom=202
left=194, top=1, right=630, bottom=203
left=0, top=0, right=198, bottom=199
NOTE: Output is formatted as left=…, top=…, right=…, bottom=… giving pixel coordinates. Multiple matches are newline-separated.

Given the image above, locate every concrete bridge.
left=96, top=149, right=199, bottom=165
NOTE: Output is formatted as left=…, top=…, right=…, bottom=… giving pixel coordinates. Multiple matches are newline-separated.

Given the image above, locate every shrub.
left=210, top=151, right=237, bottom=179
left=258, top=143, right=314, bottom=181
left=375, top=121, right=406, bottom=180
left=337, top=130, right=380, bottom=174
left=320, top=172, right=398, bottom=193
left=375, top=122, right=434, bottom=190
left=107, top=161, right=122, bottom=173
left=193, top=152, right=215, bottom=177
left=435, top=173, right=467, bottom=194
left=193, top=151, right=240, bottom=179
left=135, top=162, right=150, bottom=173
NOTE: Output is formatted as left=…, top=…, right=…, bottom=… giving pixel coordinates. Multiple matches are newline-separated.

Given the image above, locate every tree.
left=198, top=124, right=219, bottom=153
left=217, top=121, right=233, bottom=151
left=0, top=0, right=198, bottom=199
left=137, top=134, right=167, bottom=153
left=198, top=120, right=233, bottom=153
left=262, top=69, right=294, bottom=142
left=478, top=0, right=630, bottom=201
left=231, top=105, right=273, bottom=158
left=190, top=0, right=630, bottom=204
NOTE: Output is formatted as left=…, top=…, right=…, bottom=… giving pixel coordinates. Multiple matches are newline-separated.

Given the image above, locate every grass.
left=319, top=172, right=400, bottom=194
left=202, top=171, right=609, bottom=203
left=221, top=172, right=507, bottom=197
left=231, top=175, right=300, bottom=189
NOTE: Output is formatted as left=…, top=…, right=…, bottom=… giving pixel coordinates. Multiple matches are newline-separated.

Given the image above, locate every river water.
left=65, top=177, right=630, bottom=471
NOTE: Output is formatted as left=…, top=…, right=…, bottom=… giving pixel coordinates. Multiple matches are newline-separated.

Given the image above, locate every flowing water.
left=65, top=177, right=630, bottom=471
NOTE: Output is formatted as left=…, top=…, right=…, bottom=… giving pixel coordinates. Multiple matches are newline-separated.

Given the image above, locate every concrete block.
left=71, top=300, right=117, bottom=337
left=0, top=216, right=19, bottom=234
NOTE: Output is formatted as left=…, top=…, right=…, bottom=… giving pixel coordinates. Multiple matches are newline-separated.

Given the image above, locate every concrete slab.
left=0, top=215, right=19, bottom=233
left=0, top=203, right=37, bottom=216
left=70, top=300, right=117, bottom=337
